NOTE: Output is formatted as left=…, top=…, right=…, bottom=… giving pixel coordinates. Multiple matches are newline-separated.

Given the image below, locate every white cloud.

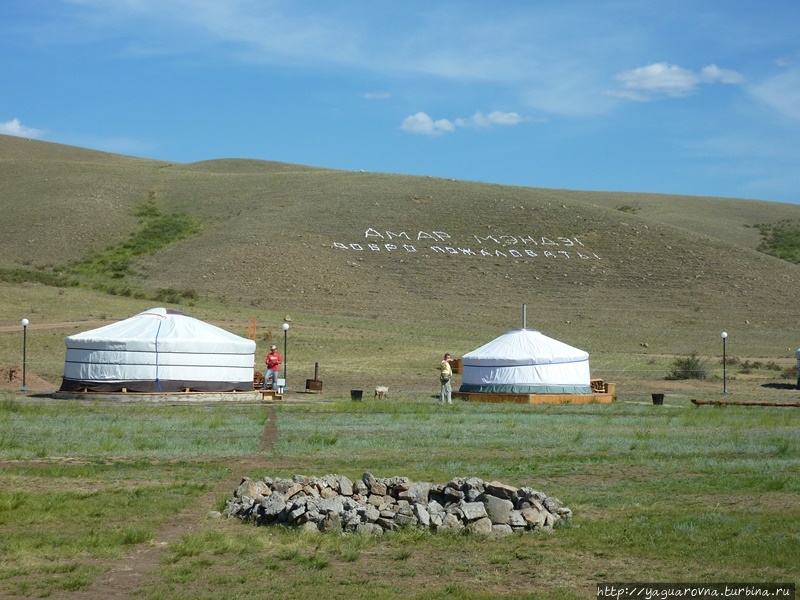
left=363, top=91, right=391, bottom=100
left=402, top=110, right=529, bottom=136
left=750, top=68, right=800, bottom=122
left=455, top=111, right=528, bottom=128
left=400, top=112, right=456, bottom=136
left=701, top=64, right=745, bottom=84
left=608, top=62, right=744, bottom=100
left=0, top=118, right=46, bottom=139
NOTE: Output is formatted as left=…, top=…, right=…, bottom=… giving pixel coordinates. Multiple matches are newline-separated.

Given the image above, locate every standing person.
left=265, top=345, right=282, bottom=391
left=439, top=353, right=453, bottom=404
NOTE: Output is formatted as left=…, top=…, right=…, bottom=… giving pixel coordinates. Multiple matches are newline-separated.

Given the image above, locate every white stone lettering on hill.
left=331, top=230, right=600, bottom=260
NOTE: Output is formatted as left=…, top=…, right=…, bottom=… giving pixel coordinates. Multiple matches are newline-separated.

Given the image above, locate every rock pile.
left=226, top=472, right=572, bottom=536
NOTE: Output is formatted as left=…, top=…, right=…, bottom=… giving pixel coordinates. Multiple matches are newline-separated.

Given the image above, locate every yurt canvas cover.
left=60, top=308, right=256, bottom=392
left=459, top=328, right=591, bottom=394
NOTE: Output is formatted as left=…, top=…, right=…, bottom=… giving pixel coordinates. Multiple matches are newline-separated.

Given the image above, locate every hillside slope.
left=2, top=134, right=800, bottom=362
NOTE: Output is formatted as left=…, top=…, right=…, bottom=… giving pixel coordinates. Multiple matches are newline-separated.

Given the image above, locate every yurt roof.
left=65, top=307, right=255, bottom=354
left=461, top=328, right=588, bottom=366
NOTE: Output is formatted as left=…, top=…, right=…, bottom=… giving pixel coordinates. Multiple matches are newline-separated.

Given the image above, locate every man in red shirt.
left=265, top=345, right=282, bottom=391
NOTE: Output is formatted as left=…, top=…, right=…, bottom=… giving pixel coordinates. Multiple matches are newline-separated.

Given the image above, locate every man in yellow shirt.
left=439, top=353, right=453, bottom=405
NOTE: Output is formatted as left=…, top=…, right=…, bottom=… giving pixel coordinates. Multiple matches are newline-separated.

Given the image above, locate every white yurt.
left=59, top=308, right=256, bottom=393
left=459, top=328, right=592, bottom=394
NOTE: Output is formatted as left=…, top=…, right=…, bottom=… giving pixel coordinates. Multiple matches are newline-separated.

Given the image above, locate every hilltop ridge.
left=2, top=133, right=800, bottom=371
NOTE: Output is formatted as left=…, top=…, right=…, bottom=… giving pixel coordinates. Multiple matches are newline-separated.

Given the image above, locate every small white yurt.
left=59, top=308, right=256, bottom=393
left=459, top=328, right=591, bottom=394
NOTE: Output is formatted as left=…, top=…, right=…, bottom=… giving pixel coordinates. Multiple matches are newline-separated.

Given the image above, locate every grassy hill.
left=2, top=133, right=800, bottom=392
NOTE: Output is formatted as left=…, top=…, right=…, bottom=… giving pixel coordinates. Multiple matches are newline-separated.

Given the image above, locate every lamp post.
left=282, top=322, right=289, bottom=385
left=21, top=318, right=29, bottom=392
left=721, top=331, right=728, bottom=394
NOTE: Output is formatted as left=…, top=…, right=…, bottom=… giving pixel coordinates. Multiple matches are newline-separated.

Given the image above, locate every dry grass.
left=1, top=134, right=800, bottom=598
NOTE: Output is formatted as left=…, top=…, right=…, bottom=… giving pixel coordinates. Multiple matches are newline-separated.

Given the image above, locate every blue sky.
left=2, top=1, right=799, bottom=204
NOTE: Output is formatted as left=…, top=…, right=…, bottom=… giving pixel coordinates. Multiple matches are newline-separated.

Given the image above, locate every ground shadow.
left=761, top=382, right=799, bottom=390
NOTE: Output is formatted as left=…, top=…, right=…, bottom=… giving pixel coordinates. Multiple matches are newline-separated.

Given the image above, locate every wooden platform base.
left=258, top=389, right=283, bottom=401
left=455, top=392, right=614, bottom=405
left=455, top=383, right=616, bottom=405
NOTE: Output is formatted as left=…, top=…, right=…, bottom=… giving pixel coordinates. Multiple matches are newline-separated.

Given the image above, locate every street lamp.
left=282, top=322, right=289, bottom=384
left=721, top=331, right=728, bottom=394
left=21, top=318, right=29, bottom=392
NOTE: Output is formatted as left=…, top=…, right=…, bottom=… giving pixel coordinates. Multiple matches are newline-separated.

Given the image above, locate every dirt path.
left=45, top=403, right=279, bottom=599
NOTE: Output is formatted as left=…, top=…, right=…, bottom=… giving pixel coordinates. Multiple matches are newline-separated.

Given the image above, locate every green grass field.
left=2, top=133, right=800, bottom=599
left=0, top=394, right=797, bottom=599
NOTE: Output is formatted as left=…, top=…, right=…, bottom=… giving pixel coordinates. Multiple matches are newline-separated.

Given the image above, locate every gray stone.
left=465, top=476, right=485, bottom=489
left=385, top=476, right=411, bottom=491
left=461, top=501, right=488, bottom=521
left=253, top=480, right=272, bottom=498
left=521, top=506, right=545, bottom=528
left=300, top=521, right=320, bottom=533
left=362, top=472, right=377, bottom=488
left=260, top=492, right=286, bottom=518
left=485, top=481, right=518, bottom=500
left=321, top=474, right=339, bottom=491
left=370, top=481, right=388, bottom=496
left=427, top=499, right=445, bottom=516
left=556, top=507, right=573, bottom=520
left=412, top=503, right=431, bottom=527
left=363, top=505, right=380, bottom=522
left=438, top=513, right=464, bottom=531
left=509, top=510, right=527, bottom=528
left=375, top=517, right=396, bottom=530
left=444, top=486, right=465, bottom=500
left=337, top=475, right=354, bottom=496
left=543, top=496, right=563, bottom=512
left=319, top=512, right=341, bottom=532
left=236, top=477, right=265, bottom=499
left=228, top=472, right=571, bottom=537
left=464, top=477, right=485, bottom=501
left=393, top=513, right=418, bottom=527
left=355, top=522, right=384, bottom=536
left=287, top=505, right=307, bottom=522
left=318, top=497, right=344, bottom=514
left=344, top=515, right=362, bottom=531
left=483, top=495, right=514, bottom=525
left=305, top=509, right=322, bottom=523
left=491, top=524, right=514, bottom=537
left=466, top=517, right=493, bottom=534
left=519, top=487, right=546, bottom=502
left=319, top=487, right=338, bottom=499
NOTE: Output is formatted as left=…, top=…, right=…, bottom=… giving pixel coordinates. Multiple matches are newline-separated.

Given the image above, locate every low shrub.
left=666, top=353, right=708, bottom=380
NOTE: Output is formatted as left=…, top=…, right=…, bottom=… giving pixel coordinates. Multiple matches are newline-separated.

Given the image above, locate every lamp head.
left=721, top=331, right=728, bottom=339
left=282, top=322, right=290, bottom=331
left=21, top=318, right=29, bottom=327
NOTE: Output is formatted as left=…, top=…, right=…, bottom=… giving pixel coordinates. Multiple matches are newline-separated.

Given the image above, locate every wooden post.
left=247, top=318, right=257, bottom=341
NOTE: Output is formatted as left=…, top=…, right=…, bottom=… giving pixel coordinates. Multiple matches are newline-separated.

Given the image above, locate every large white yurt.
left=59, top=308, right=256, bottom=393
left=459, top=328, right=592, bottom=394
